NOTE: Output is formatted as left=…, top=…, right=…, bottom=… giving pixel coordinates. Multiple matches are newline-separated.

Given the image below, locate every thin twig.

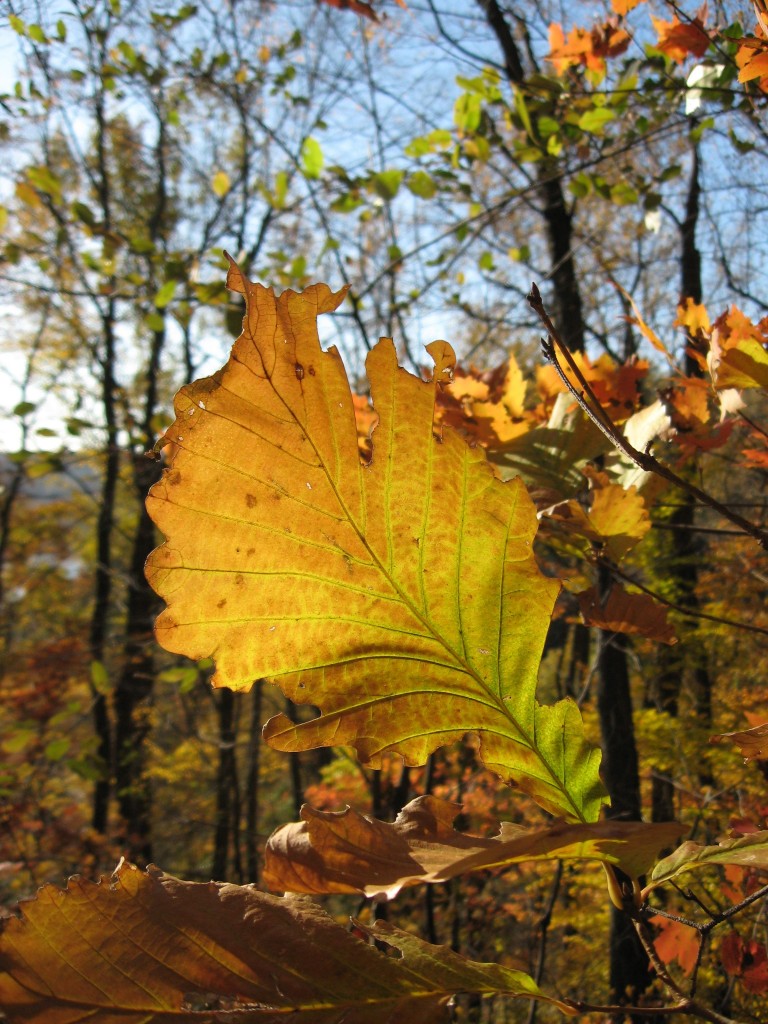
left=599, top=559, right=768, bottom=638
left=527, top=283, right=768, bottom=550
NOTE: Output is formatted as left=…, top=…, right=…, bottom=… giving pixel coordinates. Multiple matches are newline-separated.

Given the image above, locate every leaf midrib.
left=254, top=310, right=585, bottom=822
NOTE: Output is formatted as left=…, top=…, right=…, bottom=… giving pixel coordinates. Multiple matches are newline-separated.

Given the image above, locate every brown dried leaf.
left=578, top=584, right=677, bottom=645
left=264, top=794, right=685, bottom=898
left=0, top=860, right=573, bottom=1023
left=711, top=721, right=768, bottom=762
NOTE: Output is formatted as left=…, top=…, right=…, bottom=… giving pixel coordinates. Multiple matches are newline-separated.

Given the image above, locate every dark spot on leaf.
left=308, top=365, right=316, bottom=376
left=247, top=548, right=255, bottom=556
left=235, top=574, right=244, bottom=586
left=245, top=494, right=257, bottom=508
left=217, top=599, right=227, bottom=609
left=295, top=362, right=304, bottom=380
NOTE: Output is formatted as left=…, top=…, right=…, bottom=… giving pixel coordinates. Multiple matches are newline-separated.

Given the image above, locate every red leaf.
left=720, top=932, right=768, bottom=993
left=318, top=0, right=379, bottom=21
left=652, top=917, right=699, bottom=975
left=651, top=14, right=710, bottom=62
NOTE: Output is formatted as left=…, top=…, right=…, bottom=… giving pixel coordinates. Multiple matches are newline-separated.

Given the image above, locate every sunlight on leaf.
left=647, top=832, right=768, bottom=892
left=146, top=262, right=606, bottom=822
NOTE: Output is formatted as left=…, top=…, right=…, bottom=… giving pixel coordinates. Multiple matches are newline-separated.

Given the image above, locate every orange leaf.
left=652, top=917, right=699, bottom=975
left=146, top=262, right=603, bottom=823
left=611, top=0, right=645, bottom=13
left=736, top=36, right=768, bottom=85
left=616, top=283, right=672, bottom=361
left=547, top=19, right=629, bottom=73
left=651, top=14, right=711, bottom=62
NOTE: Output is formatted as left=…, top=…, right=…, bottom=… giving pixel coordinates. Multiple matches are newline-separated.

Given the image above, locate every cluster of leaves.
left=1, top=1, right=768, bottom=1021
left=1, top=259, right=766, bottom=1021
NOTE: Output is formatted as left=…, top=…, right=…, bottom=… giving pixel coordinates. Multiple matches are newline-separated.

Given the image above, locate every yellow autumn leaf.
left=146, top=260, right=606, bottom=822
left=211, top=170, right=231, bottom=197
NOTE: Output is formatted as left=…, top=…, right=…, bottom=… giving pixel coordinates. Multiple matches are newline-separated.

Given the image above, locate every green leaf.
left=146, top=264, right=607, bottom=822
left=577, top=107, right=616, bottom=134
left=90, top=660, right=112, bottom=695
left=13, top=401, right=36, bottom=417
left=153, top=280, right=176, bottom=309
left=28, top=22, right=48, bottom=43
left=273, top=169, right=288, bottom=208
left=371, top=169, right=403, bottom=201
left=610, top=182, right=639, bottom=205
left=454, top=93, right=482, bottom=133
left=2, top=729, right=36, bottom=754
left=647, top=832, right=768, bottom=892
left=513, top=87, right=534, bottom=139
left=406, top=170, right=437, bottom=199
left=300, top=136, right=324, bottom=179
left=0, top=861, right=576, bottom=1021
left=44, top=738, right=70, bottom=761
left=26, top=165, right=62, bottom=201
left=71, top=201, right=97, bottom=228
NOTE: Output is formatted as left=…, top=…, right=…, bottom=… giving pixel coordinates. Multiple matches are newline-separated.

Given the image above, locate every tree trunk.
left=114, top=453, right=162, bottom=865
left=650, top=142, right=713, bottom=812
left=245, top=681, right=263, bottom=882
left=596, top=606, right=653, bottom=1015
left=90, top=305, right=119, bottom=836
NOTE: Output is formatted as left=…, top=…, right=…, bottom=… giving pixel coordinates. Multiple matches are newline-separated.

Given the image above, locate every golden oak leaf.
left=435, top=354, right=530, bottom=448
left=0, top=860, right=572, bottom=1022
left=578, top=584, right=677, bottom=645
left=584, top=468, right=651, bottom=561
left=651, top=14, right=710, bottom=62
left=674, top=297, right=711, bottom=336
left=711, top=721, right=768, bottom=762
left=146, top=262, right=605, bottom=822
left=264, top=794, right=685, bottom=898
left=708, top=306, right=768, bottom=390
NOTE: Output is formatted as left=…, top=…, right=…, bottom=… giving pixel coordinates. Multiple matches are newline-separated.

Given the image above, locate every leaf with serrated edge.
left=646, top=832, right=768, bottom=893
left=264, top=794, right=685, bottom=898
left=146, top=261, right=606, bottom=822
left=0, top=860, right=577, bottom=1023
